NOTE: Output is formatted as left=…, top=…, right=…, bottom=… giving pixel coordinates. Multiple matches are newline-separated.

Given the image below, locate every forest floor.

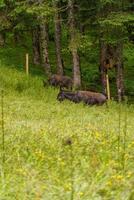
left=0, top=64, right=134, bottom=200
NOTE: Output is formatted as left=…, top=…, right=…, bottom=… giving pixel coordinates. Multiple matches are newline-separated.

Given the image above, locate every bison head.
left=57, top=89, right=65, bottom=102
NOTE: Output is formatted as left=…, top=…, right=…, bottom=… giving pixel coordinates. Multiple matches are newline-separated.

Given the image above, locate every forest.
left=0, top=0, right=134, bottom=99
left=0, top=0, right=134, bottom=199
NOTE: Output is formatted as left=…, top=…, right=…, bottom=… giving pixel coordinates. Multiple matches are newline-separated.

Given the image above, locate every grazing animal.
left=57, top=90, right=80, bottom=103
left=57, top=90, right=107, bottom=105
left=48, top=74, right=73, bottom=89
left=76, top=91, right=107, bottom=105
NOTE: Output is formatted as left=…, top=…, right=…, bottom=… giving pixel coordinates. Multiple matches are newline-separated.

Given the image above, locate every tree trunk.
left=100, top=39, right=107, bottom=94
left=32, top=27, right=41, bottom=65
left=0, top=33, right=5, bottom=47
left=115, top=43, right=124, bottom=102
left=54, top=1, right=64, bottom=75
left=72, top=49, right=81, bottom=88
left=68, top=0, right=81, bottom=89
left=40, top=22, right=51, bottom=76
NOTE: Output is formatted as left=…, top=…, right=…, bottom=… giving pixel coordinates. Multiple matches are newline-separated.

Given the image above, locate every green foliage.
left=26, top=3, right=54, bottom=18
left=97, top=0, right=134, bottom=44
left=0, top=15, right=11, bottom=31
left=0, top=0, right=5, bottom=8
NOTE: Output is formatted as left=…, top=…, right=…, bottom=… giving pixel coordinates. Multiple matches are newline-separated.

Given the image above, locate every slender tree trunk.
left=115, top=43, right=124, bottom=102
left=32, top=27, right=41, bottom=65
left=72, top=49, right=81, bottom=88
left=40, top=22, right=51, bottom=76
left=29, top=0, right=51, bottom=73
left=68, top=0, right=81, bottom=89
left=100, top=39, right=107, bottom=94
left=0, top=33, right=5, bottom=47
left=54, top=1, right=63, bottom=75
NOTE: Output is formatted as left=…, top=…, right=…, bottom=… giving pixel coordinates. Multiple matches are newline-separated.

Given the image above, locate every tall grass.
left=0, top=65, right=134, bottom=199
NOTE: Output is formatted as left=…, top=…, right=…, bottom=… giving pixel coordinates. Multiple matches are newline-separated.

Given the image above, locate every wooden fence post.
left=106, top=74, right=110, bottom=100
left=25, top=53, right=29, bottom=75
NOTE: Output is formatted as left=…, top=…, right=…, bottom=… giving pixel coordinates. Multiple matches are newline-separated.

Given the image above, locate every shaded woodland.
left=0, top=0, right=134, bottom=101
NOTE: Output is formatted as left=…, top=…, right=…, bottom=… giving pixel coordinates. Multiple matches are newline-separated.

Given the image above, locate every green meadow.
left=0, top=63, right=134, bottom=200
left=0, top=0, right=134, bottom=198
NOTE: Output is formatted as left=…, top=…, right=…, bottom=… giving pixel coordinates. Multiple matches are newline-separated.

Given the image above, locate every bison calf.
left=57, top=90, right=106, bottom=105
left=48, top=74, right=73, bottom=90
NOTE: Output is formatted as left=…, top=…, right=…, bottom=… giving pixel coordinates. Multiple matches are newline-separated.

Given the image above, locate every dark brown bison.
left=57, top=90, right=107, bottom=105
left=57, top=90, right=80, bottom=103
left=77, top=91, right=107, bottom=105
left=47, top=74, right=73, bottom=89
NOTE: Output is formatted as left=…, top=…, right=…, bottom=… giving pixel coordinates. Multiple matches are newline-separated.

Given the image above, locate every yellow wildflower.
left=35, top=149, right=45, bottom=160
left=64, top=183, right=72, bottom=191
left=106, top=180, right=113, bottom=187
left=111, top=174, right=124, bottom=183
left=79, top=192, right=84, bottom=197
left=95, top=132, right=101, bottom=140
left=126, top=171, right=133, bottom=178
left=116, top=175, right=124, bottom=181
